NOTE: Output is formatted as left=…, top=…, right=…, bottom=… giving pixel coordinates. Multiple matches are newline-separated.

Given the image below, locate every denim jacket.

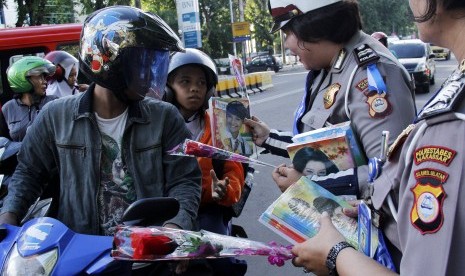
left=1, top=86, right=202, bottom=234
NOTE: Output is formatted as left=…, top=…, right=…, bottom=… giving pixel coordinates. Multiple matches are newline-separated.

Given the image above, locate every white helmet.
left=268, top=0, right=342, bottom=33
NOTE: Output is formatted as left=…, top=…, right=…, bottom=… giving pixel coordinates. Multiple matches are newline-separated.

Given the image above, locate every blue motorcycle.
left=0, top=197, right=180, bottom=275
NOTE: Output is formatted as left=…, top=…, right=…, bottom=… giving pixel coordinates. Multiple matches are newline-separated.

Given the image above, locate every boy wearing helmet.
left=0, top=6, right=202, bottom=239
left=165, top=48, right=247, bottom=275
left=45, top=50, right=89, bottom=97
left=246, top=0, right=416, bottom=199
left=0, top=56, right=58, bottom=142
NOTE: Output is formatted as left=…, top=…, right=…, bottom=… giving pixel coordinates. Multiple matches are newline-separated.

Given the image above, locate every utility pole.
left=239, top=0, right=246, bottom=63
left=229, top=0, right=237, bottom=56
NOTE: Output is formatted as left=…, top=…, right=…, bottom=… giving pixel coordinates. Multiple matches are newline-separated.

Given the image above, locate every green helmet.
left=7, top=56, right=56, bottom=93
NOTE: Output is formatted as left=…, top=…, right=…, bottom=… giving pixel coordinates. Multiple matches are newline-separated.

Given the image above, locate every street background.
left=232, top=56, right=457, bottom=275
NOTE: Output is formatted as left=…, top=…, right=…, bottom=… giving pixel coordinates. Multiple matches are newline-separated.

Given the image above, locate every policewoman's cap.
left=268, top=0, right=342, bottom=33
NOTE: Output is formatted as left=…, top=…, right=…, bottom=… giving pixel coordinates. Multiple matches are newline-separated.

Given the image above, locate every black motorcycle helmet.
left=165, top=48, right=218, bottom=110
left=79, top=6, right=184, bottom=101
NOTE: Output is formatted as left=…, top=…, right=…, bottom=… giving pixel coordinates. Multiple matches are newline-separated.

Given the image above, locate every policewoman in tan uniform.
left=290, top=0, right=465, bottom=275
left=246, top=0, right=416, bottom=197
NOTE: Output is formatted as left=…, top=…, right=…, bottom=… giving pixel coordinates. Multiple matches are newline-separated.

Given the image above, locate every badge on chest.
left=323, top=83, right=341, bottom=109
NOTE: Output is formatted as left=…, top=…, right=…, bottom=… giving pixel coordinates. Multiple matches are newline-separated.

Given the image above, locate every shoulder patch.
left=410, top=181, right=446, bottom=234
left=353, top=44, right=380, bottom=67
left=417, top=71, right=465, bottom=121
left=414, top=146, right=456, bottom=166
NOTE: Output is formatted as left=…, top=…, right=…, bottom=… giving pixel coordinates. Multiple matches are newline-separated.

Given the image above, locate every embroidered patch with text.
left=414, top=146, right=456, bottom=166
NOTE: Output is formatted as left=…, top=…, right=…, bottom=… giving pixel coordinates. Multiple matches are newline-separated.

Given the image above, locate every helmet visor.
left=26, top=63, right=56, bottom=77
left=122, top=48, right=170, bottom=100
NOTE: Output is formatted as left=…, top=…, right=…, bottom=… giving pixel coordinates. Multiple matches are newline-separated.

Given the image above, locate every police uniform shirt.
left=299, top=31, right=416, bottom=194
left=371, top=74, right=465, bottom=274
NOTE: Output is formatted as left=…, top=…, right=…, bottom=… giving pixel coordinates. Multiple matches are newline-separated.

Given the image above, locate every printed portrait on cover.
left=210, top=98, right=254, bottom=157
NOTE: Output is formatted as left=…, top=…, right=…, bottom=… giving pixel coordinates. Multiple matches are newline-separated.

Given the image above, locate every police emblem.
left=323, top=83, right=341, bottom=109
left=365, top=91, right=392, bottom=118
left=410, top=168, right=448, bottom=234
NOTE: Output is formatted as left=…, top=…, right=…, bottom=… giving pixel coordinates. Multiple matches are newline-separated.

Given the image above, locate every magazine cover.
left=259, top=177, right=358, bottom=247
left=209, top=97, right=254, bottom=157
left=288, top=122, right=366, bottom=174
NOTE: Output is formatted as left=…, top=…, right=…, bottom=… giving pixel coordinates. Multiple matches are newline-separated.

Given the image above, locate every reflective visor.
left=122, top=48, right=170, bottom=100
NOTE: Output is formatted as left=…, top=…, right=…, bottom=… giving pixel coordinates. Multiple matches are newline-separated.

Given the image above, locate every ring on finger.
left=303, top=268, right=310, bottom=273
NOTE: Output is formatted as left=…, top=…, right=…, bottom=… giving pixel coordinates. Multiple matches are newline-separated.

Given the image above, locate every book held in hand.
left=259, top=176, right=358, bottom=248
left=209, top=97, right=254, bottom=157
left=288, top=121, right=366, bottom=174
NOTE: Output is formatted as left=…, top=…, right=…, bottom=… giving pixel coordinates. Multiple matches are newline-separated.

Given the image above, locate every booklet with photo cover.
left=288, top=121, right=366, bottom=172
left=259, top=177, right=358, bottom=248
left=209, top=97, right=254, bottom=157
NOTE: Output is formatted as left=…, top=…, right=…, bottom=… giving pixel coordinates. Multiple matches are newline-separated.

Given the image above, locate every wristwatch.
left=326, top=241, right=354, bottom=276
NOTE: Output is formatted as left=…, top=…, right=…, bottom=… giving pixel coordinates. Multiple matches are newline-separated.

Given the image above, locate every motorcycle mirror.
left=122, top=197, right=180, bottom=227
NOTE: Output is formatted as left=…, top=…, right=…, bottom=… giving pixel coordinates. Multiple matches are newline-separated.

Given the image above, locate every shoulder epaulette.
left=416, top=72, right=465, bottom=121
left=353, top=44, right=380, bottom=67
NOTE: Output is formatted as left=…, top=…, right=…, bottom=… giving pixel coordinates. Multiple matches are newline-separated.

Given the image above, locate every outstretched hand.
left=210, top=169, right=229, bottom=201
left=244, top=116, right=270, bottom=146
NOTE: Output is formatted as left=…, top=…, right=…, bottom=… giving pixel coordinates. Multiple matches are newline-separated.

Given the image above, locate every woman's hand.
left=291, top=212, right=345, bottom=275
left=210, top=169, right=229, bottom=201
left=272, top=164, right=303, bottom=192
left=244, top=116, right=271, bottom=146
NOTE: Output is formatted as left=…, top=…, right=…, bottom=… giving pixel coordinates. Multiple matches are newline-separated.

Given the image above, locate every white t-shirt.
left=95, top=108, right=135, bottom=236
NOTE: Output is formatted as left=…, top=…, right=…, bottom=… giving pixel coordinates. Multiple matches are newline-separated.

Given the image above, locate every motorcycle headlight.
left=2, top=244, right=58, bottom=276
left=415, top=61, right=427, bottom=72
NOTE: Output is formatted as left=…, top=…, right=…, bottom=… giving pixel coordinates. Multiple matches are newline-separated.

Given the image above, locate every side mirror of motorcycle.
left=121, top=197, right=180, bottom=227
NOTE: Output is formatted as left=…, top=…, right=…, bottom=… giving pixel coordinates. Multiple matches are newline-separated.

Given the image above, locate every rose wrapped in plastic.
left=112, top=226, right=293, bottom=267
left=167, top=139, right=275, bottom=168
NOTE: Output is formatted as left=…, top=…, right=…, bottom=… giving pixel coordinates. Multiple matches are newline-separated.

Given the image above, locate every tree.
left=358, top=0, right=415, bottom=37
left=244, top=0, right=273, bottom=53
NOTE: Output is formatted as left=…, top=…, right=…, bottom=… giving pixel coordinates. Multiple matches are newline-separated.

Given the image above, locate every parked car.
left=389, top=39, right=436, bottom=93
left=430, top=43, right=451, bottom=60
left=245, top=55, right=282, bottom=73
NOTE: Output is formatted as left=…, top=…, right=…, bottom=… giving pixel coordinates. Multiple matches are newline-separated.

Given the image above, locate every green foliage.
left=245, top=0, right=273, bottom=53
left=358, top=0, right=416, bottom=37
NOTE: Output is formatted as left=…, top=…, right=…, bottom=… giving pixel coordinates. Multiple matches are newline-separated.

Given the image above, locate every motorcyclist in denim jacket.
left=0, top=6, right=202, bottom=236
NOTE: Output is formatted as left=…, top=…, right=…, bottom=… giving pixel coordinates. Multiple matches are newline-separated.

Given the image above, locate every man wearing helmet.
left=245, top=0, right=416, bottom=199
left=45, top=50, right=89, bottom=97
left=0, top=6, right=202, bottom=240
left=0, top=56, right=58, bottom=142
left=164, top=48, right=247, bottom=275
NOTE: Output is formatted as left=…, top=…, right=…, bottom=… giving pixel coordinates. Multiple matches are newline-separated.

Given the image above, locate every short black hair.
left=292, top=147, right=339, bottom=174
left=226, top=101, right=249, bottom=120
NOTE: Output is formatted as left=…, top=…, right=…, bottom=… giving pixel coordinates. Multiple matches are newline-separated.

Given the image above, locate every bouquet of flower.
left=112, top=226, right=293, bottom=267
left=167, top=139, right=275, bottom=168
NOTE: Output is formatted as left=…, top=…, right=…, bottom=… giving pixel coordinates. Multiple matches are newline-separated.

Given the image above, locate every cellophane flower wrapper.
left=229, top=54, right=247, bottom=92
left=111, top=226, right=293, bottom=266
left=167, top=139, right=275, bottom=168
